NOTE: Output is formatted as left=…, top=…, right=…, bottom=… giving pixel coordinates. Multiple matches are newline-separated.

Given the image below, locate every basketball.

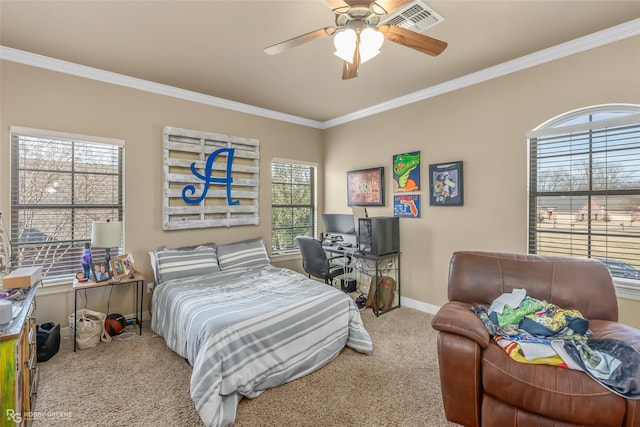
left=104, top=313, right=126, bottom=336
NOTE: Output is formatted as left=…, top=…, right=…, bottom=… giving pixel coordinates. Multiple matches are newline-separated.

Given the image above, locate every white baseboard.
left=400, top=296, right=441, bottom=315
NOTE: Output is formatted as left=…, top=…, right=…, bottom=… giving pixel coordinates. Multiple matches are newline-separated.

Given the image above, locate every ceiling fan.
left=264, top=0, right=448, bottom=80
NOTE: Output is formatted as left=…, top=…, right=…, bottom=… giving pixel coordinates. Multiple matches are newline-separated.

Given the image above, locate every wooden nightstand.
left=72, top=273, right=145, bottom=352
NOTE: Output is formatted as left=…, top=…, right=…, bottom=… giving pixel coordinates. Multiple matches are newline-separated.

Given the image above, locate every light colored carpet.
left=33, top=307, right=456, bottom=427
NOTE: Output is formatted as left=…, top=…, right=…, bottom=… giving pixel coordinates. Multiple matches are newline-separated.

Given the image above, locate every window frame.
left=9, top=126, right=124, bottom=286
left=527, top=104, right=640, bottom=300
left=271, top=159, right=317, bottom=255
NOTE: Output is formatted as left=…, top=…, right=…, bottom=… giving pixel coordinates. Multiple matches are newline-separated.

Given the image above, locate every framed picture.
left=429, top=161, right=464, bottom=206
left=347, top=167, right=385, bottom=206
left=394, top=194, right=421, bottom=218
left=110, top=255, right=127, bottom=279
left=393, top=151, right=421, bottom=192
left=91, top=262, right=111, bottom=283
left=122, top=253, right=136, bottom=276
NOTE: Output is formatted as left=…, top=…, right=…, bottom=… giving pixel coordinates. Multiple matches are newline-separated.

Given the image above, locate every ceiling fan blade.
left=343, top=0, right=375, bottom=6
left=341, top=39, right=361, bottom=80
left=342, top=61, right=358, bottom=80
left=374, top=0, right=413, bottom=14
left=322, top=0, right=372, bottom=9
left=264, top=27, right=336, bottom=55
left=379, top=24, right=447, bottom=56
left=322, top=0, right=409, bottom=13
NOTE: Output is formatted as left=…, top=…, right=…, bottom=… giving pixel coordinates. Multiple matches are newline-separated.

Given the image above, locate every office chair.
left=295, top=236, right=345, bottom=285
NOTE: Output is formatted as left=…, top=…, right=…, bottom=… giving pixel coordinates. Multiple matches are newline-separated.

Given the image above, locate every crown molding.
left=322, top=18, right=640, bottom=128
left=0, top=46, right=324, bottom=129
left=1, top=18, right=638, bottom=130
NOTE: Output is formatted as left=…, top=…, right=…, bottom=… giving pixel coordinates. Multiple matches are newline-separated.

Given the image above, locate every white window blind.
left=528, top=106, right=640, bottom=296
left=271, top=161, right=316, bottom=253
left=10, top=129, right=124, bottom=282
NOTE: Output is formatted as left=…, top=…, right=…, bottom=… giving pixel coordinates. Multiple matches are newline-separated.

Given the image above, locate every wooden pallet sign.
left=163, top=126, right=260, bottom=230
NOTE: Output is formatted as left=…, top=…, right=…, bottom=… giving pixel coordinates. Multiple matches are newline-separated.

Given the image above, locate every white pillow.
left=148, top=251, right=159, bottom=284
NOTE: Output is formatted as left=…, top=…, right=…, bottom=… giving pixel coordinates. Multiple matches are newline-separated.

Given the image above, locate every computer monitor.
left=321, top=214, right=355, bottom=235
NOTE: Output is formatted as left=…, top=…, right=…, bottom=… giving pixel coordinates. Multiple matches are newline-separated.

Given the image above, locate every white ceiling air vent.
left=381, top=0, right=444, bottom=33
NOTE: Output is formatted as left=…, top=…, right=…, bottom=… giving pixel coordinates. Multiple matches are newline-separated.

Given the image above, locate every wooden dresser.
left=0, top=284, right=38, bottom=427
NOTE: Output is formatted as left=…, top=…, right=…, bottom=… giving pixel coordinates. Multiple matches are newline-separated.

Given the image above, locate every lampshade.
left=334, top=29, right=357, bottom=63
left=359, top=28, right=384, bottom=63
left=334, top=27, right=383, bottom=65
left=91, top=221, right=123, bottom=248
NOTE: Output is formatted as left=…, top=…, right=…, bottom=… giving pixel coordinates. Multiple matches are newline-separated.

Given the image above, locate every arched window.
left=528, top=104, right=640, bottom=298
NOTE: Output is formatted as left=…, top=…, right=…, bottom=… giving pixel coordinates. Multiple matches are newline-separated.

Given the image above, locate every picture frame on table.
left=91, top=262, right=111, bottom=283
left=429, top=161, right=464, bottom=206
left=122, top=253, right=136, bottom=276
left=347, top=167, right=385, bottom=207
left=110, top=255, right=128, bottom=279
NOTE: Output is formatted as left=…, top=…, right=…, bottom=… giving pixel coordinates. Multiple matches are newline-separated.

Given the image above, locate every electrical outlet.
left=147, top=282, right=155, bottom=293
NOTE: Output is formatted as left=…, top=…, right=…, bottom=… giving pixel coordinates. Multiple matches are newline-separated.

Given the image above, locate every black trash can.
left=36, top=322, right=60, bottom=362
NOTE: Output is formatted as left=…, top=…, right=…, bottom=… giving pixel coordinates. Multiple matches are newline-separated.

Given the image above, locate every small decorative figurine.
left=82, top=243, right=92, bottom=279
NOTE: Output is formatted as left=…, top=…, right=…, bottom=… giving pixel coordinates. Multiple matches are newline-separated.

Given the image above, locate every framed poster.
left=347, top=167, right=385, bottom=206
left=429, top=161, right=463, bottom=206
left=394, top=194, right=421, bottom=218
left=393, top=151, right=420, bottom=192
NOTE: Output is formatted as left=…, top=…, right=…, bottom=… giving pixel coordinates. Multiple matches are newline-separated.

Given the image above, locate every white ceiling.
left=1, top=1, right=639, bottom=125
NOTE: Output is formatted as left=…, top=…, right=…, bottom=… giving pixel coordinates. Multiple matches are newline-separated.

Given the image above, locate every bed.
left=150, top=238, right=373, bottom=427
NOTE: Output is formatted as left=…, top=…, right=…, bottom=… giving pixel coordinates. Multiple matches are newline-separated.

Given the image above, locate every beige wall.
left=0, top=61, right=323, bottom=325
left=2, top=35, right=639, bottom=329
left=324, top=36, right=640, bottom=328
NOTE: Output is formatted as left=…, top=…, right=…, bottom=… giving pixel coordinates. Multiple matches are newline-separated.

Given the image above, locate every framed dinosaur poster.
left=393, top=151, right=420, bottom=192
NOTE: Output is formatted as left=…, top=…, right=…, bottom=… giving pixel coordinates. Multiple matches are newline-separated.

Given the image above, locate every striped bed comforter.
left=151, top=264, right=373, bottom=427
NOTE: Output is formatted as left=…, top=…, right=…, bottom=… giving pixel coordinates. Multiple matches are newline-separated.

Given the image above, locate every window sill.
left=613, top=278, right=640, bottom=301
left=270, top=251, right=301, bottom=262
left=36, top=279, right=73, bottom=296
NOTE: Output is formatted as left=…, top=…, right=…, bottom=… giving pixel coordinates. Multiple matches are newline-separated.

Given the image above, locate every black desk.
left=323, top=245, right=400, bottom=316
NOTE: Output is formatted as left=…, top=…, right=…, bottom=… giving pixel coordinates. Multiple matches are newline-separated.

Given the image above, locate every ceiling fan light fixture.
left=359, top=27, right=383, bottom=63
left=264, top=0, right=447, bottom=80
left=334, top=27, right=383, bottom=65
left=333, top=29, right=357, bottom=63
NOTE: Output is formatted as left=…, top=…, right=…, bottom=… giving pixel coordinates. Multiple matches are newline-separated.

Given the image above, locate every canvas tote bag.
left=69, top=309, right=111, bottom=349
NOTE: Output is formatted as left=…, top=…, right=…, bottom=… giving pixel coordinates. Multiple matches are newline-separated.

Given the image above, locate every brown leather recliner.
left=431, top=251, right=640, bottom=427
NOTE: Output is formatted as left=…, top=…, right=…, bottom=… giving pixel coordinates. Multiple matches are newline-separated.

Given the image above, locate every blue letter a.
left=181, top=148, right=239, bottom=206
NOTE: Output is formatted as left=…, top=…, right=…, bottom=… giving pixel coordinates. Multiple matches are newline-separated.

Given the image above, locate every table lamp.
left=91, top=220, right=123, bottom=272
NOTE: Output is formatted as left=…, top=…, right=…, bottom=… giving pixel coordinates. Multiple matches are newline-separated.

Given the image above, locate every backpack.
left=365, top=274, right=397, bottom=311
